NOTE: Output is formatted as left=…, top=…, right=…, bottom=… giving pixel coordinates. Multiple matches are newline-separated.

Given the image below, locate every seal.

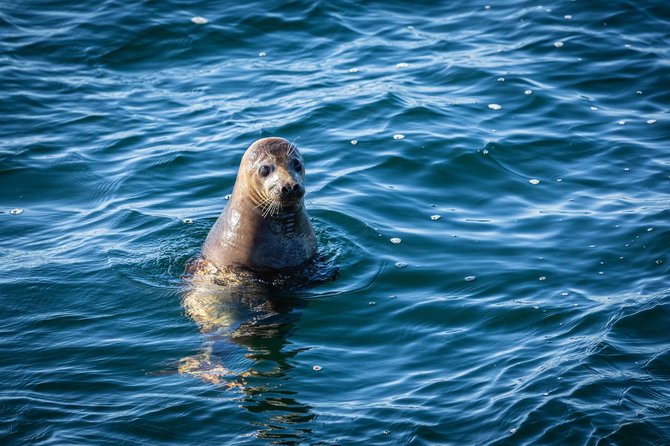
left=200, top=137, right=317, bottom=272
left=179, top=138, right=318, bottom=385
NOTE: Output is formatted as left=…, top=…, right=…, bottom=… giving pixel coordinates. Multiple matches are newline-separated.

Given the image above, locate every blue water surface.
left=1, top=1, right=669, bottom=444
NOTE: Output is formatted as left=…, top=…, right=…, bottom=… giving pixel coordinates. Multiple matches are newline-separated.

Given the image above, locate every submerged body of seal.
left=180, top=137, right=318, bottom=385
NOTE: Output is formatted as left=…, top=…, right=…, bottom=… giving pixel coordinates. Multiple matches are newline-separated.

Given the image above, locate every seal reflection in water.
left=180, top=137, right=318, bottom=386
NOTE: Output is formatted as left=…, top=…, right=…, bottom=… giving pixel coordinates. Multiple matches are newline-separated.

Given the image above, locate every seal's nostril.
left=293, top=184, right=300, bottom=191
left=281, top=186, right=289, bottom=194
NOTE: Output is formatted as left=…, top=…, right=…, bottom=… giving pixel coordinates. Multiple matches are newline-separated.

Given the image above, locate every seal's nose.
left=281, top=182, right=304, bottom=197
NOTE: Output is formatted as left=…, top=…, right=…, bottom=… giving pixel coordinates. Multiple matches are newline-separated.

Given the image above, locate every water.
left=1, top=0, right=669, bottom=444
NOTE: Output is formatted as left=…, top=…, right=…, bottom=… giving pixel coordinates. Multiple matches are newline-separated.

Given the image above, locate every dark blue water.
left=2, top=1, right=669, bottom=444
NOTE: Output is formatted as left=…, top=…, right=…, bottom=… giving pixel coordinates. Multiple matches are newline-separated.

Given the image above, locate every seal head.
left=201, top=137, right=317, bottom=271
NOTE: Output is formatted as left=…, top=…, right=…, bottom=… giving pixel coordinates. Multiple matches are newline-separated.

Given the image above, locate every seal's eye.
left=259, top=165, right=271, bottom=177
left=292, top=159, right=302, bottom=173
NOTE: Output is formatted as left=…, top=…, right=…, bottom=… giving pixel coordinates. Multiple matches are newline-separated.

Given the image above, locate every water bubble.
left=524, top=89, right=533, bottom=95
left=191, top=16, right=208, bottom=24
left=529, top=178, right=540, bottom=185
left=312, top=365, right=322, bottom=371
left=618, top=120, right=626, bottom=125
left=647, top=119, right=657, bottom=125
left=396, top=62, right=409, bottom=68
left=539, top=276, right=546, bottom=281
left=369, top=301, right=376, bottom=306
left=656, top=259, right=663, bottom=265
left=647, top=227, right=654, bottom=232
left=556, top=178, right=562, bottom=182
left=589, top=245, right=596, bottom=248
left=624, top=44, right=631, bottom=48
left=393, top=134, right=405, bottom=140
left=624, top=168, right=630, bottom=172
left=482, top=149, right=489, bottom=154
left=390, top=237, right=401, bottom=244
left=484, top=5, right=491, bottom=10
left=258, top=51, right=267, bottom=57
left=350, top=139, right=358, bottom=145
left=553, top=41, right=564, bottom=48
left=510, top=428, right=517, bottom=434
left=430, top=215, right=442, bottom=221
left=590, top=106, right=598, bottom=111
left=497, top=77, right=505, bottom=82
left=636, top=90, right=642, bottom=95
left=389, top=295, right=397, bottom=299
left=10, top=208, right=24, bottom=215
left=464, top=276, right=476, bottom=282
left=183, top=218, right=193, bottom=224
left=225, top=194, right=231, bottom=200
left=348, top=67, right=359, bottom=73
left=561, top=292, right=568, bottom=296
left=598, top=272, right=604, bottom=275
left=488, top=103, right=502, bottom=110
left=533, top=306, right=540, bottom=310
left=564, top=15, right=573, bottom=20
left=395, top=262, right=407, bottom=269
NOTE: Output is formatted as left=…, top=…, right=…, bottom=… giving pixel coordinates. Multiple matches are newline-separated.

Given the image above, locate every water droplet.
left=556, top=178, right=562, bottom=182
left=464, top=276, right=476, bottom=282
left=430, top=215, right=442, bottom=221
left=191, top=16, right=208, bottom=25
left=350, top=139, right=358, bottom=145
left=564, top=14, right=573, bottom=20
left=484, top=5, right=491, bottom=10
left=389, top=295, right=397, bottom=299
left=482, top=149, right=489, bottom=154
left=312, top=365, right=322, bottom=371
left=590, top=106, right=598, bottom=111
left=396, top=62, right=409, bottom=68
left=390, top=237, right=401, bottom=244
left=656, top=259, right=663, bottom=265
left=510, top=428, right=517, bottom=434
left=393, top=134, right=405, bottom=140
left=497, top=77, right=505, bottom=82
left=647, top=119, right=657, bottom=125
left=533, top=306, right=540, bottom=310
left=225, top=194, right=231, bottom=200
left=539, top=276, right=546, bottom=281
left=258, top=51, right=267, bottom=57
left=10, top=208, right=23, bottom=215
left=348, top=67, right=359, bottom=73
left=647, top=227, right=654, bottom=232
left=529, top=178, right=540, bottom=185
left=369, top=301, right=376, bottom=306
left=395, top=262, right=407, bottom=269
left=636, top=90, right=642, bottom=95
left=618, top=120, right=626, bottom=125
left=553, top=41, right=564, bottom=48
left=561, top=292, right=568, bottom=296
left=183, top=218, right=193, bottom=224
left=589, top=245, right=596, bottom=248
left=524, top=89, right=533, bottom=95
left=488, top=103, right=502, bottom=110
left=624, top=168, right=630, bottom=172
